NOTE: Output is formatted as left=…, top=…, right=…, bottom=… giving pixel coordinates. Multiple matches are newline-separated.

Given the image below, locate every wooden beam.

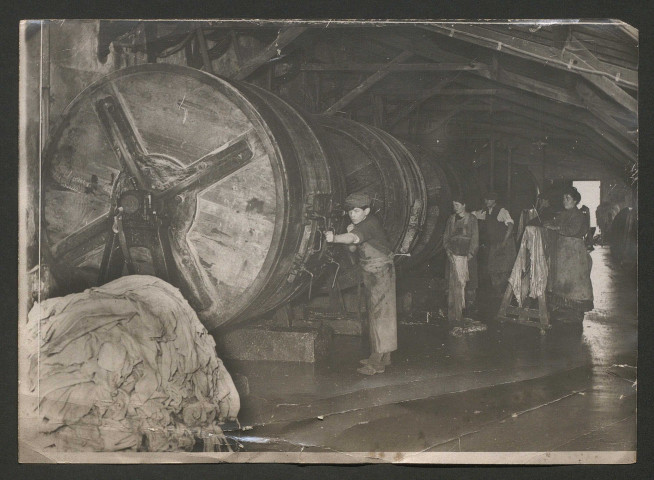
left=469, top=66, right=637, bottom=148
left=490, top=68, right=636, bottom=139
left=461, top=73, right=637, bottom=161
left=386, top=75, right=456, bottom=128
left=375, top=31, right=587, bottom=110
left=370, top=30, right=471, bottom=63
left=371, top=94, right=384, bottom=128
left=424, top=24, right=636, bottom=89
left=567, top=62, right=637, bottom=114
left=617, top=23, right=639, bottom=43
left=323, top=50, right=413, bottom=115
left=566, top=34, right=637, bottom=87
left=573, top=25, right=638, bottom=59
left=488, top=68, right=585, bottom=108
left=487, top=93, right=636, bottom=163
left=418, top=104, right=497, bottom=113
left=374, top=31, right=636, bottom=147
left=458, top=96, right=622, bottom=164
left=575, top=81, right=637, bottom=143
left=424, top=24, right=637, bottom=112
left=299, top=62, right=487, bottom=72
left=233, top=27, right=306, bottom=80
left=431, top=88, right=498, bottom=96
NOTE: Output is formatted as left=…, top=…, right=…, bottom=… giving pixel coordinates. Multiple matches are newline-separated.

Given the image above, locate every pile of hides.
left=508, top=225, right=549, bottom=307
left=25, top=275, right=240, bottom=452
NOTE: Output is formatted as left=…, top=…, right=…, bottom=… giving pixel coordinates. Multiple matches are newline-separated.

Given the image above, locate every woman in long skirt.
left=544, top=186, right=594, bottom=323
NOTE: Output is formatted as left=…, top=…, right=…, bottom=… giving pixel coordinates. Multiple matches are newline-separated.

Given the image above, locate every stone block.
left=218, top=325, right=332, bottom=362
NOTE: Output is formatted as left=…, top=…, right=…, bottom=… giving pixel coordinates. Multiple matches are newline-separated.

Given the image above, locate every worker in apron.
left=473, top=191, right=517, bottom=296
left=443, top=195, right=479, bottom=331
left=325, top=192, right=397, bottom=375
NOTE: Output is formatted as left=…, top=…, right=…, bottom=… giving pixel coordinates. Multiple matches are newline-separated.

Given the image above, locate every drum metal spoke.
left=51, top=213, right=112, bottom=264
left=94, top=93, right=150, bottom=190
left=154, top=134, right=254, bottom=200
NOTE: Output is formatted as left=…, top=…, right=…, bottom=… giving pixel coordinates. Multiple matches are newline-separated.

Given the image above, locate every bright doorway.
left=573, top=180, right=601, bottom=230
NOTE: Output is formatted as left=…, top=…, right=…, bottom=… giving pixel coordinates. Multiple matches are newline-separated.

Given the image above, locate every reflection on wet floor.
left=223, top=247, right=637, bottom=453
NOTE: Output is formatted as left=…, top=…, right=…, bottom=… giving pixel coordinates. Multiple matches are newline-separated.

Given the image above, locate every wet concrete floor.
left=223, top=247, right=637, bottom=454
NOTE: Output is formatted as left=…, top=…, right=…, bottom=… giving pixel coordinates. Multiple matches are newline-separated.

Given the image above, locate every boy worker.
left=325, top=193, right=397, bottom=375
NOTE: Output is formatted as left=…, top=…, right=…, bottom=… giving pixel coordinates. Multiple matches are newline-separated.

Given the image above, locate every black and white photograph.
left=18, top=19, right=638, bottom=463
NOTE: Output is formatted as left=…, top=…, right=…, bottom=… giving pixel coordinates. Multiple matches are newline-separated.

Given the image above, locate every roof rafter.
left=575, top=81, right=638, bottom=142
left=373, top=32, right=586, bottom=109
left=463, top=66, right=637, bottom=149
left=422, top=24, right=637, bottom=112
left=453, top=117, right=620, bottom=168
left=433, top=87, right=627, bottom=166
left=369, top=31, right=635, bottom=159
left=564, top=32, right=638, bottom=80
left=323, top=50, right=413, bottom=115
left=498, top=98, right=637, bottom=164
left=481, top=89, right=636, bottom=163
left=616, top=23, right=638, bottom=43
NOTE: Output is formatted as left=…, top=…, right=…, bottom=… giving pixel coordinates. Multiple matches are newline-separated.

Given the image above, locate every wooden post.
left=540, top=144, right=546, bottom=192
left=267, top=65, right=274, bottom=91
left=489, top=134, right=495, bottom=190
left=372, top=94, right=384, bottom=129
left=507, top=146, right=513, bottom=212
left=40, top=21, right=50, bottom=143
left=314, top=72, right=321, bottom=113
left=144, top=22, right=157, bottom=63
left=196, top=27, right=214, bottom=74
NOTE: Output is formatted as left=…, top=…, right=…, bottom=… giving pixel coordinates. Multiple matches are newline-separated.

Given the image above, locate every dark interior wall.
left=21, top=20, right=124, bottom=289
left=19, top=22, right=42, bottom=270
left=49, top=20, right=117, bottom=124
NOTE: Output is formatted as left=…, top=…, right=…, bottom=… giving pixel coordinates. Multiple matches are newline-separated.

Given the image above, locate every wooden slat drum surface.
left=43, top=65, right=334, bottom=330
left=43, top=64, right=478, bottom=332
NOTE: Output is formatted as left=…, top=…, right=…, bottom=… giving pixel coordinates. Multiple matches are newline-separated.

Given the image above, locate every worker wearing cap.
left=443, top=194, right=479, bottom=330
left=325, top=192, right=397, bottom=375
left=473, top=191, right=517, bottom=294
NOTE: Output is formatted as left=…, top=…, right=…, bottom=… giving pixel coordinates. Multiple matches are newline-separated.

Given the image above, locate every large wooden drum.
left=42, top=64, right=465, bottom=330
left=43, top=64, right=339, bottom=330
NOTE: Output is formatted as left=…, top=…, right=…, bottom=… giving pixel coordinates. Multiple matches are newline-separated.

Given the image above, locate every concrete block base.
left=218, top=325, right=333, bottom=362
left=302, top=309, right=364, bottom=336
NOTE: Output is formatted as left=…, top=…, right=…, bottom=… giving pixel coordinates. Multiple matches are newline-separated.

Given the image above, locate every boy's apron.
left=360, top=256, right=397, bottom=354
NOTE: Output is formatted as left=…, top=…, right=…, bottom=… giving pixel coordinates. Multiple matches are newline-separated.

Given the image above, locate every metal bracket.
left=98, top=188, right=175, bottom=285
